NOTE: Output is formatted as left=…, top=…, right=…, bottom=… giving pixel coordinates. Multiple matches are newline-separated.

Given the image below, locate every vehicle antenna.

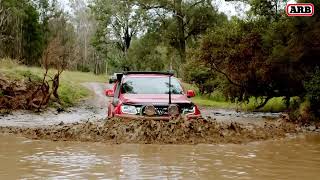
left=169, top=73, right=172, bottom=104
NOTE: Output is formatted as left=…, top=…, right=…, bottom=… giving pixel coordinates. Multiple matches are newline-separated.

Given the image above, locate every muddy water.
left=1, top=135, right=319, bottom=179
left=200, top=108, right=281, bottom=125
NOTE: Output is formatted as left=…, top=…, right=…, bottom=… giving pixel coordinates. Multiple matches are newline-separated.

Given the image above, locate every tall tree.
left=0, top=0, right=45, bottom=65
left=42, top=12, right=77, bottom=102
left=91, top=0, right=146, bottom=71
left=138, top=0, right=224, bottom=65
left=70, top=0, right=101, bottom=73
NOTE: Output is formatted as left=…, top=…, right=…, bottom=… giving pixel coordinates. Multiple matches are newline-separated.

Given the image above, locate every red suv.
left=105, top=72, right=201, bottom=120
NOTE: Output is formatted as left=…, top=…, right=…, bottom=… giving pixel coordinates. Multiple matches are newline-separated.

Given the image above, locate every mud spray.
left=0, top=117, right=299, bottom=144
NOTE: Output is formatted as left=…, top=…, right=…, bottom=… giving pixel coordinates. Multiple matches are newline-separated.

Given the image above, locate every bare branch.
left=255, top=96, right=272, bottom=110
left=187, top=0, right=206, bottom=11
left=211, top=61, right=243, bottom=87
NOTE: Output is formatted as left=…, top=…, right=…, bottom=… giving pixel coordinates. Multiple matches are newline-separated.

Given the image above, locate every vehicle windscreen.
left=121, top=77, right=183, bottom=94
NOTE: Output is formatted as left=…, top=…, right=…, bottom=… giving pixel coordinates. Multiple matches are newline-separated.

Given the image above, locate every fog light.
left=121, top=105, right=138, bottom=115
left=144, top=105, right=156, bottom=116
left=168, top=104, right=179, bottom=116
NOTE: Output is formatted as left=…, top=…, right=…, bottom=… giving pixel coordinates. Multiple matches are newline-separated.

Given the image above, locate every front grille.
left=132, top=103, right=194, bottom=116
left=155, top=107, right=168, bottom=116
left=149, top=104, right=194, bottom=116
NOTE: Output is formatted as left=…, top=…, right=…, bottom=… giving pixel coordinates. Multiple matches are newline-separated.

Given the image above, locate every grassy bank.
left=0, top=58, right=106, bottom=107
left=182, top=82, right=289, bottom=112
left=192, top=96, right=289, bottom=112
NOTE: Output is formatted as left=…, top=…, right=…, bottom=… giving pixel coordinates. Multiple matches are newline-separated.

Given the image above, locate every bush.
left=183, top=57, right=224, bottom=95
left=305, top=67, right=320, bottom=111
left=304, top=67, right=320, bottom=118
left=287, top=67, right=320, bottom=122
left=58, top=82, right=90, bottom=107
left=16, top=70, right=42, bottom=82
left=78, top=65, right=91, bottom=73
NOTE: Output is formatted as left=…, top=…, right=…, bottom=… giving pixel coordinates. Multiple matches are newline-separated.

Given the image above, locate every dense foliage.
left=305, top=67, right=320, bottom=117
left=0, top=0, right=45, bottom=65
left=188, top=0, right=320, bottom=114
left=0, top=0, right=105, bottom=73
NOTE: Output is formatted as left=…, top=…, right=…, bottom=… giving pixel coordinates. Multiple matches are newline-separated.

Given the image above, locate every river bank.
left=0, top=59, right=106, bottom=110
left=0, top=82, right=109, bottom=127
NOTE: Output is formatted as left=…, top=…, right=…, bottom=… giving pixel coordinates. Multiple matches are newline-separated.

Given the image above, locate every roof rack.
left=123, top=71, right=174, bottom=76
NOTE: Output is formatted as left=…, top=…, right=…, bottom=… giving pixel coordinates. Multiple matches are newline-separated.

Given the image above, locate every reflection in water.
left=0, top=135, right=320, bottom=179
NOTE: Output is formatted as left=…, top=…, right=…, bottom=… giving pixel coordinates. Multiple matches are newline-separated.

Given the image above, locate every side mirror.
left=105, top=89, right=114, bottom=97
left=109, top=77, right=117, bottom=84
left=186, top=90, right=195, bottom=98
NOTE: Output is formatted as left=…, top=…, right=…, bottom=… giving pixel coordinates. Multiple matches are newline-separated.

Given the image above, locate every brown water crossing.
left=0, top=134, right=319, bottom=179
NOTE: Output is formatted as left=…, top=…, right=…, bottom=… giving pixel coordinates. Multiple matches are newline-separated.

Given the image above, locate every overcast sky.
left=213, top=0, right=250, bottom=18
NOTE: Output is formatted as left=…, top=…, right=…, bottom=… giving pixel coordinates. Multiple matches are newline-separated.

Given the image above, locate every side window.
left=113, top=81, right=121, bottom=105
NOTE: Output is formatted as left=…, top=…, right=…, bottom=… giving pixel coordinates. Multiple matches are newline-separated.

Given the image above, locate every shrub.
left=304, top=67, right=320, bottom=117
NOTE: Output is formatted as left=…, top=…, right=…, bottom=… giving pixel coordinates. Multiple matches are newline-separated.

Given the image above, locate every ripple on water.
left=0, top=135, right=320, bottom=179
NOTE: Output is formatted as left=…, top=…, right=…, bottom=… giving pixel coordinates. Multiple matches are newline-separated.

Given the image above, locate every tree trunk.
left=84, top=30, right=87, bottom=67
left=52, top=74, right=60, bottom=101
left=255, top=96, right=272, bottom=110
left=175, top=0, right=186, bottom=63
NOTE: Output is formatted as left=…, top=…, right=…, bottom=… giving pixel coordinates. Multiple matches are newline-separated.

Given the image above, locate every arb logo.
left=286, top=3, right=314, bottom=16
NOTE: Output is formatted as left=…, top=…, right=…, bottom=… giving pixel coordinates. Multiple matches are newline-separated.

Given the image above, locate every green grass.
left=239, top=97, right=288, bottom=112
left=0, top=58, right=107, bottom=107
left=192, top=96, right=289, bottom=112
left=182, top=82, right=290, bottom=112
left=191, top=96, right=236, bottom=109
left=58, top=82, right=90, bottom=106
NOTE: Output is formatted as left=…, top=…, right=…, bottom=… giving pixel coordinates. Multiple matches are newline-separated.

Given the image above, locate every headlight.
left=121, top=105, right=138, bottom=115
left=182, top=106, right=195, bottom=114
left=144, top=105, right=156, bottom=116
left=168, top=104, right=180, bottom=116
